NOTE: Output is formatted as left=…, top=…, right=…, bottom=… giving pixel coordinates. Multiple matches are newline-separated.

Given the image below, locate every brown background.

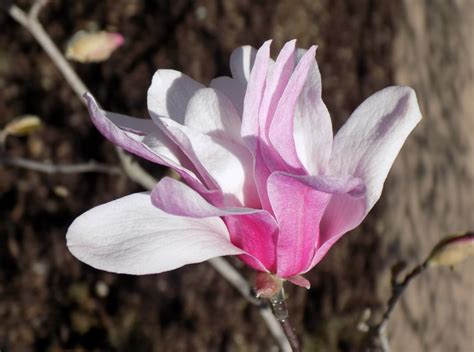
left=0, top=0, right=472, bottom=351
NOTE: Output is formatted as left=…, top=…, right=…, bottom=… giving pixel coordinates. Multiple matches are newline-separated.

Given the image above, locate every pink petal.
left=248, top=41, right=299, bottom=210
left=267, top=172, right=365, bottom=276
left=225, top=214, right=278, bottom=272
left=67, top=193, right=242, bottom=275
left=286, top=275, right=311, bottom=289
left=308, top=194, right=366, bottom=269
left=241, top=40, right=272, bottom=151
left=267, top=172, right=332, bottom=277
left=330, top=86, right=422, bottom=213
left=183, top=88, right=242, bottom=143
left=258, top=40, right=296, bottom=141
left=268, top=46, right=317, bottom=171
left=147, top=69, right=204, bottom=124
left=151, top=177, right=278, bottom=272
left=293, top=48, right=333, bottom=175
left=84, top=93, right=221, bottom=203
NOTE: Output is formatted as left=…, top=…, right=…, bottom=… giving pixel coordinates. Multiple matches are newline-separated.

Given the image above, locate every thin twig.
left=7, top=1, right=153, bottom=190
left=1, top=156, right=122, bottom=175
left=367, top=261, right=428, bottom=351
left=6, top=2, right=290, bottom=350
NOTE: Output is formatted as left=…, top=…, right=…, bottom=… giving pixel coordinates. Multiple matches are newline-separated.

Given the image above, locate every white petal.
left=184, top=88, right=242, bottom=143
left=330, top=86, right=422, bottom=210
left=210, top=76, right=247, bottom=116
left=230, top=45, right=257, bottom=83
left=147, top=69, right=204, bottom=124
left=67, top=193, right=242, bottom=274
left=159, top=117, right=258, bottom=207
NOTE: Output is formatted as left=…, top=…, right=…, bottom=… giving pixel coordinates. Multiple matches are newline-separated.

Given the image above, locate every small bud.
left=427, top=232, right=474, bottom=267
left=66, top=30, right=124, bottom=63
left=3, top=115, right=42, bottom=137
left=254, top=272, right=283, bottom=299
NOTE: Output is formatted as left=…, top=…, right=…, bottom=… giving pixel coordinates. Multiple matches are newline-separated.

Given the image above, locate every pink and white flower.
left=67, top=40, right=422, bottom=287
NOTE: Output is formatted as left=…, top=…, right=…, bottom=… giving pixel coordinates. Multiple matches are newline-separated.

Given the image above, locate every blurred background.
left=0, top=0, right=473, bottom=351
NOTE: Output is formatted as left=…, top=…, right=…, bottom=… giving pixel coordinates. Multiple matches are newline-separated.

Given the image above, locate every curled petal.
left=85, top=93, right=220, bottom=203
left=67, top=193, right=242, bottom=275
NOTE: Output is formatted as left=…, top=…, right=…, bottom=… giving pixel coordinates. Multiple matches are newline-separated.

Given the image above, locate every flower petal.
left=147, top=69, right=204, bottom=124
left=308, top=194, right=366, bottom=269
left=85, top=93, right=220, bottom=202
left=230, top=45, right=257, bottom=83
left=210, top=76, right=246, bottom=116
left=330, top=86, right=422, bottom=211
left=248, top=40, right=299, bottom=210
left=158, top=117, right=258, bottom=207
left=151, top=177, right=259, bottom=217
left=183, top=88, right=242, bottom=143
left=209, top=45, right=257, bottom=116
left=293, top=48, right=333, bottom=175
left=268, top=46, right=317, bottom=171
left=267, top=172, right=332, bottom=277
left=308, top=86, right=422, bottom=269
left=286, top=275, right=311, bottom=289
left=241, top=40, right=272, bottom=151
left=258, top=40, right=296, bottom=141
left=151, top=177, right=278, bottom=272
left=67, top=193, right=242, bottom=275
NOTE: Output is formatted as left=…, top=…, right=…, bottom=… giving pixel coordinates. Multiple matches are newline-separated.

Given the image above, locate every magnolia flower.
left=67, top=40, right=421, bottom=288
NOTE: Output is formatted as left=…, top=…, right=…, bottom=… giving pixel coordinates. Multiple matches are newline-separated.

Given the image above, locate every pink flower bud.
left=427, top=232, right=474, bottom=267
left=66, top=30, right=124, bottom=63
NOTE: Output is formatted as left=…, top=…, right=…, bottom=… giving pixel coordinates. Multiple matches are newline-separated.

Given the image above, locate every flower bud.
left=254, top=272, right=283, bottom=299
left=3, top=115, right=42, bottom=137
left=66, top=30, right=124, bottom=63
left=427, top=232, right=474, bottom=267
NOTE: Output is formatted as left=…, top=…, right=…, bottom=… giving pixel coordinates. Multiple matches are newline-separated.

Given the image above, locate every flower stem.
left=269, top=287, right=301, bottom=352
